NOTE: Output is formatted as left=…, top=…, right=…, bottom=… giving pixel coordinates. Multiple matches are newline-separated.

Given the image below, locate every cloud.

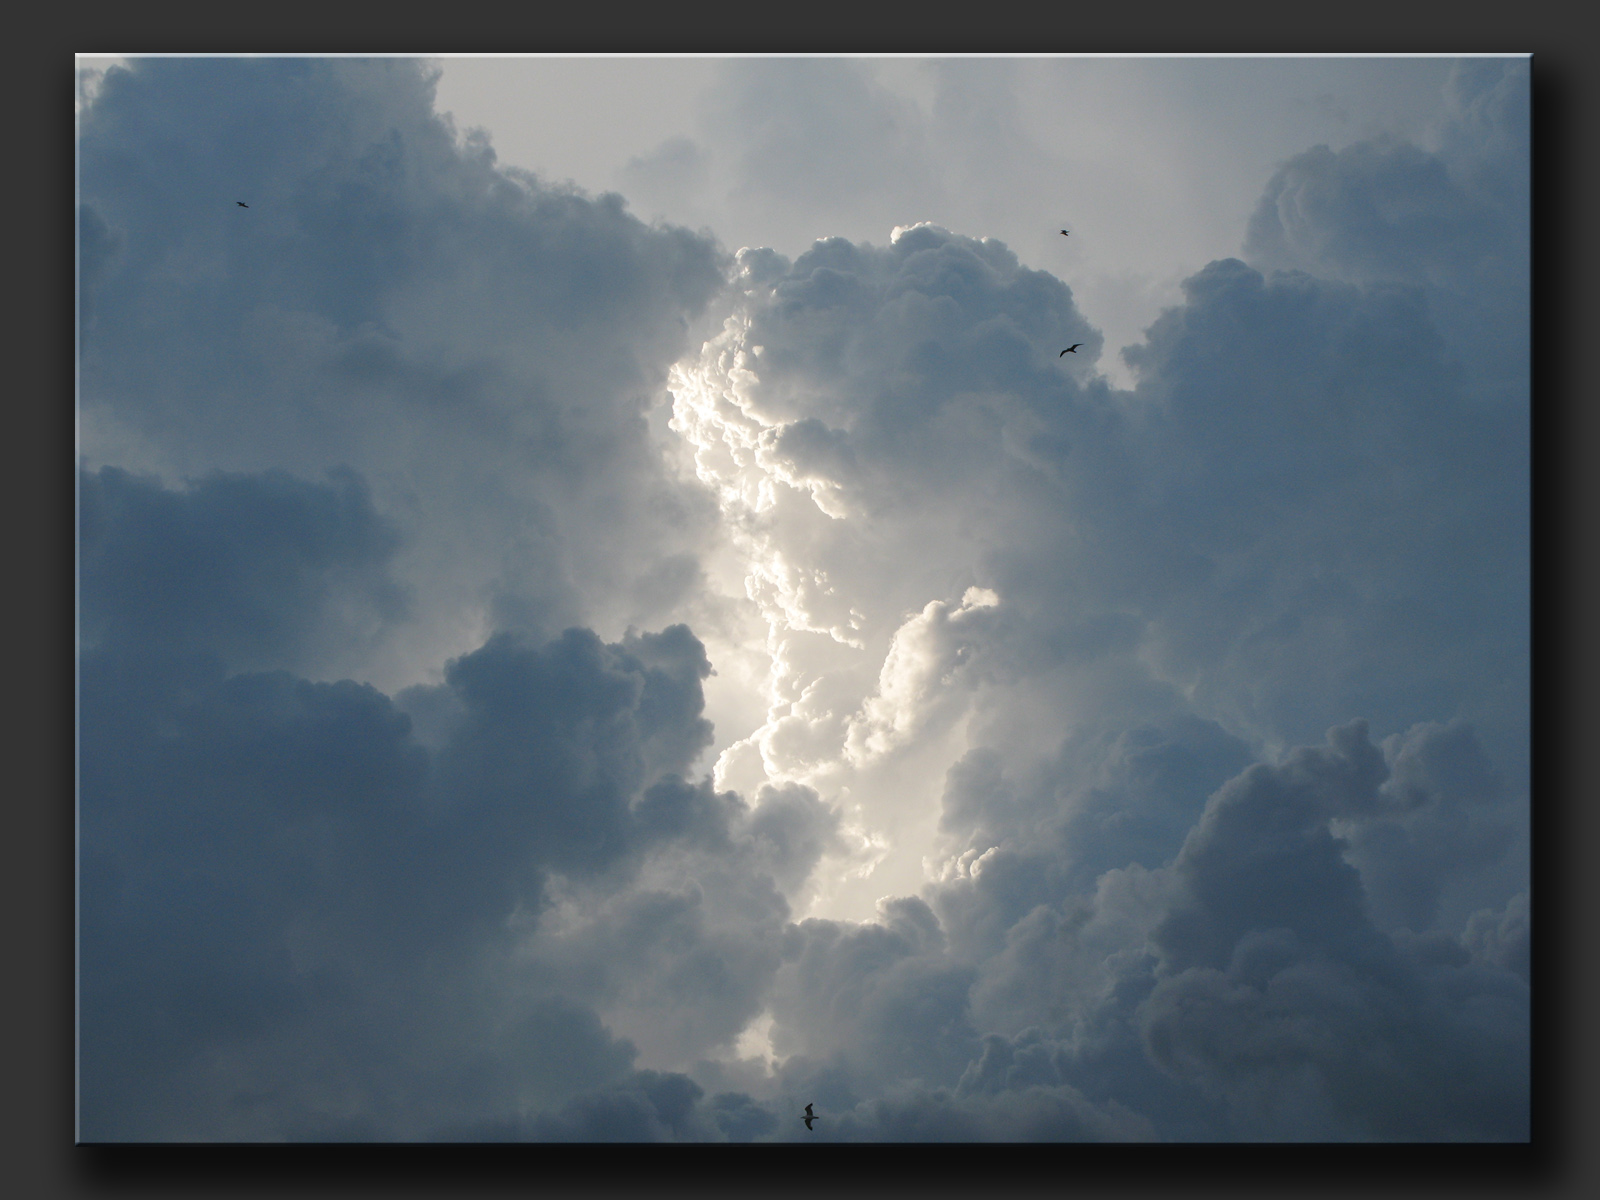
left=1461, top=891, right=1530, bottom=983
left=1116, top=256, right=1527, bottom=767
left=77, top=57, right=1527, bottom=1142
left=1338, top=719, right=1518, bottom=933
left=654, top=98, right=1524, bottom=1127
left=76, top=57, right=731, bottom=690
left=1243, top=58, right=1528, bottom=406
left=933, top=724, right=1528, bottom=1141
left=937, top=713, right=1255, bottom=898
left=77, top=463, right=790, bottom=1137
left=671, top=174, right=1525, bottom=914
left=702, top=59, right=943, bottom=249
left=708, top=721, right=1526, bottom=1142
left=764, top=900, right=980, bottom=1091
left=816, top=1077, right=1157, bottom=1142
left=79, top=464, right=407, bottom=677
left=1132, top=728, right=1528, bottom=1140
left=845, top=586, right=1000, bottom=765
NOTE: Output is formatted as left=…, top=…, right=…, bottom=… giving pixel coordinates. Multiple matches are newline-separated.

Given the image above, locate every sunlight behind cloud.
left=76, top=55, right=1529, bottom=1143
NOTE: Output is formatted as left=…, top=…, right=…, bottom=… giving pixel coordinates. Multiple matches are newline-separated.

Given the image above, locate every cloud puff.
left=922, top=724, right=1528, bottom=1141
left=1136, top=725, right=1528, bottom=1140
left=1243, top=59, right=1528, bottom=407
left=846, top=586, right=1000, bottom=764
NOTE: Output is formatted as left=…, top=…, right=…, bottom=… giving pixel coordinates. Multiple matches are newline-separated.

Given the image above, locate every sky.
left=75, top=54, right=1530, bottom=1142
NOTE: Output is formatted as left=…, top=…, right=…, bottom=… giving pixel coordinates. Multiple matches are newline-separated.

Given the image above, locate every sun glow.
left=667, top=302, right=1000, bottom=920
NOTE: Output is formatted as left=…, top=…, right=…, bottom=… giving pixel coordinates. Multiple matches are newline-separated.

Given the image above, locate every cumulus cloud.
left=78, top=56, right=1527, bottom=1142
left=76, top=56, right=730, bottom=690
left=845, top=586, right=1000, bottom=765
left=80, top=536, right=801, bottom=1135
left=1243, top=58, right=1529, bottom=407
left=669, top=182, right=1525, bottom=916
left=921, top=724, right=1528, bottom=1141
left=76, top=459, right=848, bottom=1140
left=1135, top=725, right=1527, bottom=1140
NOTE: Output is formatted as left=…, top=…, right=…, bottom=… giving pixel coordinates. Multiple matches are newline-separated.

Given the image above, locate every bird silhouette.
left=1059, top=229, right=1069, bottom=236
left=803, top=1103, right=819, bottom=1131
left=1060, top=344, right=1083, bottom=356
left=236, top=201, right=249, bottom=208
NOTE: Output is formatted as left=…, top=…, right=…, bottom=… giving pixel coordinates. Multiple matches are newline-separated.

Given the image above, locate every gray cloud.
left=658, top=82, right=1524, bottom=1130
left=765, top=903, right=981, bottom=1092
left=76, top=57, right=731, bottom=686
left=927, top=724, right=1528, bottom=1141
left=77, top=57, right=1527, bottom=1142
left=79, top=464, right=407, bottom=677
left=1135, top=725, right=1527, bottom=1140
left=703, top=60, right=943, bottom=250
left=1243, top=59, right=1528, bottom=408
left=693, top=218, right=1525, bottom=787
left=77, top=462, right=787, bottom=1138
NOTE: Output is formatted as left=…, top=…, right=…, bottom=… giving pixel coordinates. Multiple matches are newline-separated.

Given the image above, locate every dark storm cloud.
left=1135, top=724, right=1528, bottom=1140
left=1150, top=720, right=1391, bottom=975
left=808, top=1077, right=1155, bottom=1142
left=523, top=1070, right=715, bottom=1141
left=1243, top=58, right=1528, bottom=407
left=76, top=462, right=798, bottom=1139
left=765, top=900, right=981, bottom=1091
left=77, top=57, right=731, bottom=655
left=432, top=624, right=715, bottom=874
left=938, top=714, right=1255, bottom=899
left=438, top=1071, right=792, bottom=1143
left=1108, top=255, right=1524, bottom=773
left=75, top=59, right=776, bottom=1133
left=1339, top=719, right=1517, bottom=933
left=79, top=464, right=406, bottom=675
left=831, top=724, right=1529, bottom=1141
left=78, top=57, right=1527, bottom=1143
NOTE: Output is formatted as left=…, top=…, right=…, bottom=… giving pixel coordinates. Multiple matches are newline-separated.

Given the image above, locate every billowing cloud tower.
left=76, top=56, right=1529, bottom=1142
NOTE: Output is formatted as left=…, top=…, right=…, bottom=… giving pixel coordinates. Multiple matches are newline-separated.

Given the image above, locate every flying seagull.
left=236, top=201, right=249, bottom=208
left=1059, top=229, right=1069, bottom=236
left=803, top=1103, right=819, bottom=1131
left=1060, top=344, right=1084, bottom=356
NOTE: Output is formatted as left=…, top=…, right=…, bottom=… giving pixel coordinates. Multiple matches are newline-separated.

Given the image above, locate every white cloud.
left=845, top=586, right=1001, bottom=766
